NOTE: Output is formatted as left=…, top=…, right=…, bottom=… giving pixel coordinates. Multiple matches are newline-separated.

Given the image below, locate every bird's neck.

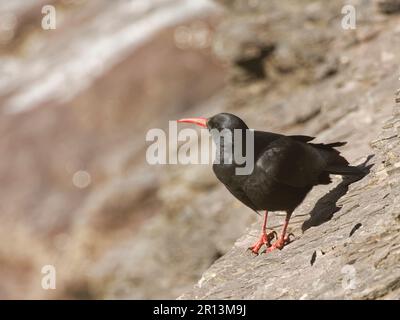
left=211, top=129, right=253, bottom=169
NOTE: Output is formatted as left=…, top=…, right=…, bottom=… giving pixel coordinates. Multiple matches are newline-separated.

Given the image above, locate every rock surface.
left=179, top=0, right=400, bottom=299
left=1, top=0, right=399, bottom=299
left=179, top=106, right=400, bottom=299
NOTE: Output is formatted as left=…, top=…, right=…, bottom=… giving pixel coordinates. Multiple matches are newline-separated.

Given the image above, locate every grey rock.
left=178, top=0, right=400, bottom=300
left=378, top=0, right=400, bottom=14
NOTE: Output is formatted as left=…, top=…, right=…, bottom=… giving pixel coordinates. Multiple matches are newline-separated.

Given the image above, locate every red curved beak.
left=177, top=117, right=208, bottom=128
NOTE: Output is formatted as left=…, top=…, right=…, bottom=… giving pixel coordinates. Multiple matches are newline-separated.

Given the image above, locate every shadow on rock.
left=302, top=155, right=374, bottom=232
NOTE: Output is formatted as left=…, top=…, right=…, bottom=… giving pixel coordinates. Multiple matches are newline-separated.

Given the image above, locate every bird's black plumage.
left=208, top=113, right=361, bottom=214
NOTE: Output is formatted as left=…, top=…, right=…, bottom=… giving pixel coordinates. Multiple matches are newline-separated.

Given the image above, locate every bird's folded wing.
left=255, top=137, right=326, bottom=188
left=288, top=134, right=315, bottom=143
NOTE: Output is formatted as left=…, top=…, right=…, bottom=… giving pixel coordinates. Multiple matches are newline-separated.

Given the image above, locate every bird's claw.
left=286, top=232, right=295, bottom=242
left=248, top=231, right=277, bottom=255
left=265, top=233, right=294, bottom=253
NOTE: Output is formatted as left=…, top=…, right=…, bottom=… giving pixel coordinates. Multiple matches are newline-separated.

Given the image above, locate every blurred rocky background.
left=0, top=0, right=399, bottom=299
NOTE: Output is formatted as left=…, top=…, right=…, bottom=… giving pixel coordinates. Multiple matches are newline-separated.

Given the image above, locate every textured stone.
left=1, top=0, right=399, bottom=300
left=178, top=0, right=400, bottom=300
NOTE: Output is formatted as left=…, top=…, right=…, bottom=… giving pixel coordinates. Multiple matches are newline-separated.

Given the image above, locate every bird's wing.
left=289, top=135, right=315, bottom=143
left=253, top=131, right=315, bottom=155
left=255, top=136, right=327, bottom=188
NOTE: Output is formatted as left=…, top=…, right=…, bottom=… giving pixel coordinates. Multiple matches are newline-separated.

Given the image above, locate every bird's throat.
left=210, top=129, right=255, bottom=175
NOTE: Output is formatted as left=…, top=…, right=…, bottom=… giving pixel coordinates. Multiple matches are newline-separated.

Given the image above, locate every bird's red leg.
left=248, top=211, right=276, bottom=255
left=267, top=212, right=292, bottom=252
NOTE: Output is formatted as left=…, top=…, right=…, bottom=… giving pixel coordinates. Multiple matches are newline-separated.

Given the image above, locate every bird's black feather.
left=207, top=113, right=359, bottom=214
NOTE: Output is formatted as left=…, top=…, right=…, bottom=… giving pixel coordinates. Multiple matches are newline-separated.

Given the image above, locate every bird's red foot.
left=266, top=234, right=294, bottom=252
left=248, top=231, right=277, bottom=255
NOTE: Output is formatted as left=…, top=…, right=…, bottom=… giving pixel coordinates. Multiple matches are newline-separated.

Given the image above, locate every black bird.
left=177, top=113, right=362, bottom=254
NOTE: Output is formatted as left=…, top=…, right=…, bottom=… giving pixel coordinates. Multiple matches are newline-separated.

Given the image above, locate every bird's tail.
left=311, top=141, right=364, bottom=177
left=312, top=141, right=347, bottom=149
left=325, top=164, right=365, bottom=176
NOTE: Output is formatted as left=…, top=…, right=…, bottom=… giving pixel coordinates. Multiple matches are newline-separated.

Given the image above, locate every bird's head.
left=177, top=113, right=248, bottom=131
